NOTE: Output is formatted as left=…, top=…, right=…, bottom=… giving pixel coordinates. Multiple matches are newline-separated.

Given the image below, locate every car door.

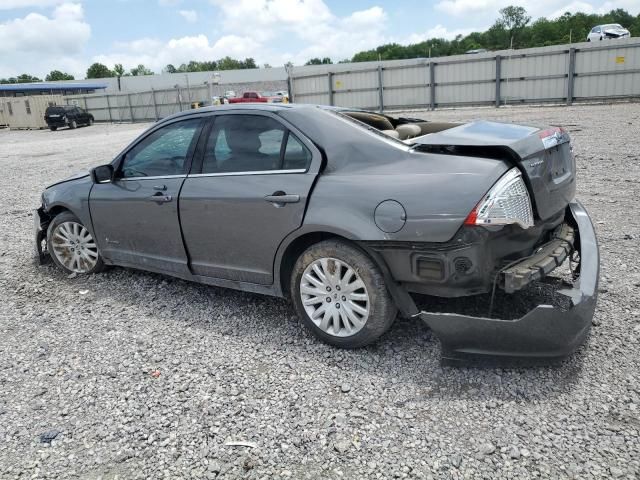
left=179, top=111, right=321, bottom=284
left=78, top=108, right=89, bottom=124
left=89, top=117, right=203, bottom=274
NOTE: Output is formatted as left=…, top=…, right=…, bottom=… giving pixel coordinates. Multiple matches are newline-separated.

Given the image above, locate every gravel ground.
left=0, top=103, right=639, bottom=479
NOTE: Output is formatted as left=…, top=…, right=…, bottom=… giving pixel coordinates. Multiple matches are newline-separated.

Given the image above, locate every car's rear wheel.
left=69, top=120, right=77, bottom=129
left=47, top=212, right=105, bottom=275
left=88, top=118, right=94, bottom=126
left=49, top=126, right=57, bottom=131
left=290, top=239, right=397, bottom=348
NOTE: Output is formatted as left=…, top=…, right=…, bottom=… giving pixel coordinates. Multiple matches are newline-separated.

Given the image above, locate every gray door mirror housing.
left=92, top=164, right=114, bottom=184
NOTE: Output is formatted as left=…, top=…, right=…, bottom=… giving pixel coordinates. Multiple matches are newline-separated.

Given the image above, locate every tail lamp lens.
left=464, top=168, right=534, bottom=229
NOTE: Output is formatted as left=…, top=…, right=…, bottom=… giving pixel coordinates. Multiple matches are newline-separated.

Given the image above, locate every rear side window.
left=283, top=133, right=312, bottom=170
left=201, top=115, right=312, bottom=174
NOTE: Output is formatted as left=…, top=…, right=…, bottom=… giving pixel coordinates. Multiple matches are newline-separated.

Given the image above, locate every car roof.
left=158, top=102, right=315, bottom=124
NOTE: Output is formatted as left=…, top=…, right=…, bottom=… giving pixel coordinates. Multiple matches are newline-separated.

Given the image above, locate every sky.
left=1, top=0, right=639, bottom=79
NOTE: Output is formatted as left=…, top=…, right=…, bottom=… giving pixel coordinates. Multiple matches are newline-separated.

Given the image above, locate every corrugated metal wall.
left=65, top=79, right=288, bottom=123
left=291, top=38, right=640, bottom=111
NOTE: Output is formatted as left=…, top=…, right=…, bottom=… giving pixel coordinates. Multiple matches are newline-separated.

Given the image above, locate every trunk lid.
left=412, top=120, right=576, bottom=221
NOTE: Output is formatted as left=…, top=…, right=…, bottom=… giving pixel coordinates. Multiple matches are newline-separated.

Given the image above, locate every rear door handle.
left=264, top=193, right=300, bottom=204
left=149, top=193, right=173, bottom=203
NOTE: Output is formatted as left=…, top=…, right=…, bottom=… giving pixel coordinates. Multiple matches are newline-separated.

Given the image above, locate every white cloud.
left=207, top=0, right=387, bottom=62
left=551, top=0, right=640, bottom=18
left=90, top=1, right=389, bottom=72
left=405, top=24, right=479, bottom=43
left=0, top=2, right=90, bottom=78
left=435, top=0, right=509, bottom=16
left=178, top=9, right=197, bottom=22
left=92, top=34, right=261, bottom=73
left=548, top=1, right=595, bottom=19
left=436, top=0, right=640, bottom=19
left=0, top=0, right=65, bottom=9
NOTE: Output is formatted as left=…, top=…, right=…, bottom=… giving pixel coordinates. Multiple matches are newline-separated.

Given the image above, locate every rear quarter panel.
left=304, top=152, right=509, bottom=243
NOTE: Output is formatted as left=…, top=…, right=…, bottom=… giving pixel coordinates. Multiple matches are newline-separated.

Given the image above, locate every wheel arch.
left=277, top=230, right=345, bottom=298
left=275, top=227, right=419, bottom=318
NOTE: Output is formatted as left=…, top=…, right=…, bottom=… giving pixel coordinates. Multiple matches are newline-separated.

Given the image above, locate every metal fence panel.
left=63, top=38, right=640, bottom=123
left=574, top=43, right=640, bottom=99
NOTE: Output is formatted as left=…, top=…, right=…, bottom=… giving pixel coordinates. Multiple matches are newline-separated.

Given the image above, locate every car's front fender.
left=41, top=176, right=96, bottom=241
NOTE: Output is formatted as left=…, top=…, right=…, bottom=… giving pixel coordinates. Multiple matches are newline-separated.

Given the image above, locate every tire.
left=88, top=118, right=94, bottom=126
left=69, top=120, right=77, bottom=129
left=47, top=211, right=105, bottom=275
left=290, top=239, right=397, bottom=348
left=49, top=126, right=57, bottom=131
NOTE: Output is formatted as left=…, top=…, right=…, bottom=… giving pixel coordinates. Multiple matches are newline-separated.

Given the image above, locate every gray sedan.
left=35, top=104, right=599, bottom=360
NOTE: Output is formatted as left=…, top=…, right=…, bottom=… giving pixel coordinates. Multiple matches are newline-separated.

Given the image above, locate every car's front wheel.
left=47, top=211, right=105, bottom=275
left=290, top=239, right=397, bottom=348
left=69, top=120, right=77, bottom=129
left=49, top=126, right=57, bottom=131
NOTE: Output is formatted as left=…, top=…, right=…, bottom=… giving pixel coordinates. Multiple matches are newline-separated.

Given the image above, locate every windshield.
left=603, top=24, right=623, bottom=29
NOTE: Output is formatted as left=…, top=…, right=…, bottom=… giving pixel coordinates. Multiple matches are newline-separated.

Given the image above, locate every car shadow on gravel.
left=32, top=263, right=587, bottom=402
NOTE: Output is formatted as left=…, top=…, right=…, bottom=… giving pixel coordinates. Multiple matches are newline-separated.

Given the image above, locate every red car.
left=228, top=91, right=268, bottom=103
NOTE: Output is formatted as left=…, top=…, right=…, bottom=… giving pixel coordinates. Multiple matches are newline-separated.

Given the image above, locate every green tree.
left=113, top=64, right=125, bottom=77
left=345, top=7, right=640, bottom=62
left=45, top=70, right=74, bottom=81
left=305, top=57, right=333, bottom=65
left=86, top=63, right=114, bottom=79
left=497, top=5, right=531, bottom=47
left=113, top=64, right=125, bottom=91
left=15, top=74, right=42, bottom=83
left=130, top=64, right=153, bottom=76
left=164, top=64, right=178, bottom=74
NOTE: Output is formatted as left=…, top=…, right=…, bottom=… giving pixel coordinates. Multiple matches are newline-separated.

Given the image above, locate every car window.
left=283, top=133, right=312, bottom=170
left=201, top=115, right=287, bottom=174
left=121, top=119, right=201, bottom=178
left=594, top=27, right=601, bottom=32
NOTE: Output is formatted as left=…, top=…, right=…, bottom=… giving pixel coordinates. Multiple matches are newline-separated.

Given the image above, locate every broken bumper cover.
left=35, top=207, right=50, bottom=264
left=419, top=200, right=599, bottom=358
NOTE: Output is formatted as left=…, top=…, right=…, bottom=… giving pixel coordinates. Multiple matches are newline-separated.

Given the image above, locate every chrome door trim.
left=187, top=169, right=307, bottom=178
left=119, top=174, right=187, bottom=181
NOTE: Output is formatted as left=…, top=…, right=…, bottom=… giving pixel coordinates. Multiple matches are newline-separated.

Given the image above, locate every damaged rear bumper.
left=419, top=200, right=598, bottom=359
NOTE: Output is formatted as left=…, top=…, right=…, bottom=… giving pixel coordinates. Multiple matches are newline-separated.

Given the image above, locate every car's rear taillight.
left=464, top=168, right=534, bottom=229
left=538, top=126, right=566, bottom=149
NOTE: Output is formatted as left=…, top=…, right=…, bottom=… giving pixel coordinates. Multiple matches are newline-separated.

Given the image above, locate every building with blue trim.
left=0, top=82, right=107, bottom=97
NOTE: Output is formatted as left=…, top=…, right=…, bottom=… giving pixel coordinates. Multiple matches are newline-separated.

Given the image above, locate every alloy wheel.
left=300, top=257, right=370, bottom=337
left=51, top=221, right=99, bottom=273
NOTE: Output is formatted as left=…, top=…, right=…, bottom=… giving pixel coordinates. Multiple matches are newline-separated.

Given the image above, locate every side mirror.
left=92, top=164, right=114, bottom=184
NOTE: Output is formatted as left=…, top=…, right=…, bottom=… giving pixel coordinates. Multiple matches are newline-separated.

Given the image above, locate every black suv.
left=44, top=105, right=94, bottom=131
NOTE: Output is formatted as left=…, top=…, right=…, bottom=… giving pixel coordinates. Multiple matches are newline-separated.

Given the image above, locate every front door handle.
left=149, top=192, right=173, bottom=203
left=264, top=193, right=300, bottom=205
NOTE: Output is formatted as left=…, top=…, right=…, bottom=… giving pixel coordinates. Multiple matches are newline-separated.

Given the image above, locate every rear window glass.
left=46, top=106, right=73, bottom=114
